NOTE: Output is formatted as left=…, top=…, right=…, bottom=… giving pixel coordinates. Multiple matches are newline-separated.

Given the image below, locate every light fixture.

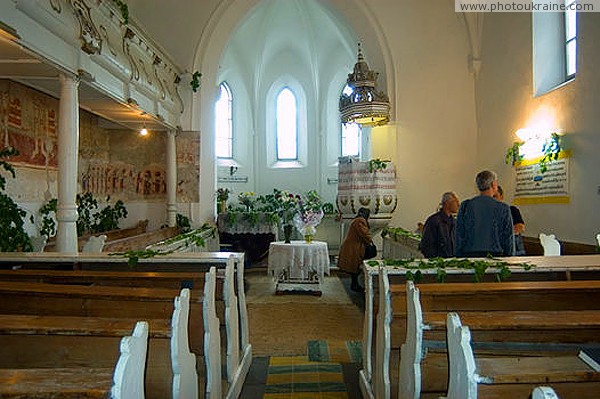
left=339, top=43, right=390, bottom=127
left=139, top=126, right=148, bottom=136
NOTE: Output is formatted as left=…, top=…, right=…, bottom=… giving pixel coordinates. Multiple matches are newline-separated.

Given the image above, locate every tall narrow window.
left=215, top=82, right=233, bottom=158
left=564, top=0, right=577, bottom=78
left=533, top=4, right=577, bottom=96
left=340, top=84, right=362, bottom=157
left=341, top=123, right=361, bottom=157
left=276, top=88, right=297, bottom=160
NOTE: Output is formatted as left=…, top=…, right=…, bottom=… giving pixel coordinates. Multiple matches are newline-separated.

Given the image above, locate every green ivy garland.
left=110, top=223, right=216, bottom=266
left=382, top=226, right=422, bottom=241
left=366, top=257, right=533, bottom=283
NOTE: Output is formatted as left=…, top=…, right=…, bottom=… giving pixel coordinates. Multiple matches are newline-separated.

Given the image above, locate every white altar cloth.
left=268, top=240, right=330, bottom=293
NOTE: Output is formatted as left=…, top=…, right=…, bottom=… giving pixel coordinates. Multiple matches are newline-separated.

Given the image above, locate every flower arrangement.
left=216, top=188, right=230, bottom=202
left=238, top=191, right=256, bottom=211
left=293, top=190, right=324, bottom=240
left=273, top=189, right=301, bottom=224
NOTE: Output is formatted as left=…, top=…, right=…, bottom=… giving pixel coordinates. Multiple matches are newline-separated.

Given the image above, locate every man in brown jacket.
left=338, top=207, right=372, bottom=292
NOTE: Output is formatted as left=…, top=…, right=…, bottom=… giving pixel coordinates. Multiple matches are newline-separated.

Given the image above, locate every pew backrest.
left=171, top=288, right=198, bottom=399
left=111, top=320, right=149, bottom=399
left=374, top=267, right=392, bottom=399
left=204, top=267, right=222, bottom=399
left=82, top=235, right=107, bottom=253
left=398, top=280, right=425, bottom=399
left=442, top=312, right=481, bottom=399
left=224, top=255, right=240, bottom=385
left=532, top=386, right=560, bottom=399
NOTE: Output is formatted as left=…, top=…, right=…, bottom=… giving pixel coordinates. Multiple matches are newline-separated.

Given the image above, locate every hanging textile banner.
left=513, top=150, right=571, bottom=205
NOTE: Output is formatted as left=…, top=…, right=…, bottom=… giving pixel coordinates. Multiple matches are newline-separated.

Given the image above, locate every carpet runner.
left=263, top=356, right=348, bottom=398
left=307, top=340, right=362, bottom=364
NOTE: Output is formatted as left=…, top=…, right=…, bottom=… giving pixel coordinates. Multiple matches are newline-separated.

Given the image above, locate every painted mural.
left=0, top=80, right=199, bottom=204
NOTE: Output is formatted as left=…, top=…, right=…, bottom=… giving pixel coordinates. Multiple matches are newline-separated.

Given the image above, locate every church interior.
left=1, top=0, right=600, bottom=398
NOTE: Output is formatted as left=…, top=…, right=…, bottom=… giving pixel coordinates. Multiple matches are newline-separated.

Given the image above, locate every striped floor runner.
left=307, top=340, right=362, bottom=364
left=263, top=356, right=348, bottom=398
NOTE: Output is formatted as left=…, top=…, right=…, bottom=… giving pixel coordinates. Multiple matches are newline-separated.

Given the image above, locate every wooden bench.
left=103, top=226, right=180, bottom=252
left=444, top=312, right=600, bottom=399
left=372, top=273, right=600, bottom=399
left=0, top=269, right=208, bottom=290
left=0, top=252, right=252, bottom=399
left=359, top=256, right=600, bottom=398
left=44, top=219, right=149, bottom=252
left=0, top=281, right=204, bottom=352
left=0, top=320, right=149, bottom=399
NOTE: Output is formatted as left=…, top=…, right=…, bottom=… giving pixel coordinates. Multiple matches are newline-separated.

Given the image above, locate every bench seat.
left=0, top=367, right=114, bottom=399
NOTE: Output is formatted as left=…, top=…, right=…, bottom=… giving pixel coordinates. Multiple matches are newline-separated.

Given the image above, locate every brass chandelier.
left=339, top=44, right=390, bottom=127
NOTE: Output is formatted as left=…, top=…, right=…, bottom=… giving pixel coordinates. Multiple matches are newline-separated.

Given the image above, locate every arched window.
left=215, top=82, right=233, bottom=158
left=276, top=88, right=298, bottom=160
left=341, top=84, right=362, bottom=157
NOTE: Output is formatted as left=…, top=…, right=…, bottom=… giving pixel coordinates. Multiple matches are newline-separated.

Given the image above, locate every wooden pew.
left=0, top=252, right=252, bottom=399
left=0, top=284, right=197, bottom=399
left=360, top=256, right=600, bottom=398
left=444, top=312, right=600, bottom=399
left=0, top=269, right=207, bottom=290
left=0, top=320, right=149, bottom=399
left=0, top=281, right=204, bottom=352
left=373, top=273, right=600, bottom=399
left=44, top=219, right=149, bottom=252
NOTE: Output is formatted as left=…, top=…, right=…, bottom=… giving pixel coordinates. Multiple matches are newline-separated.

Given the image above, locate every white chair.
left=532, top=386, right=560, bottom=399
left=539, top=233, right=561, bottom=256
left=111, top=321, right=149, bottom=399
left=82, top=234, right=107, bottom=253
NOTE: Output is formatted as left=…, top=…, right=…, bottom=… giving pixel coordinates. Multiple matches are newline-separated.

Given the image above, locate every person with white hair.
left=419, top=192, right=459, bottom=258
left=455, top=170, right=515, bottom=257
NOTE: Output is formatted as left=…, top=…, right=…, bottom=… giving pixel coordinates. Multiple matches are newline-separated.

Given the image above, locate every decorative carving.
left=49, top=0, right=62, bottom=13
left=70, top=0, right=102, bottom=54
left=98, top=25, right=117, bottom=57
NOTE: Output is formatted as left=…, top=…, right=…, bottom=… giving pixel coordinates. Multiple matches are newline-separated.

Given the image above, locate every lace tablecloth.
left=217, top=212, right=278, bottom=235
left=268, top=240, right=330, bottom=282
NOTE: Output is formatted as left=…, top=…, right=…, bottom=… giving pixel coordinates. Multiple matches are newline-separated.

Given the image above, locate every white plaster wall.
left=476, top=12, right=600, bottom=244
left=369, top=0, right=478, bottom=230
left=194, top=0, right=478, bottom=228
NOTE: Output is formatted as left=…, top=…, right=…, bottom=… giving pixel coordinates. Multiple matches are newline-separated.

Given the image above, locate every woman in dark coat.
left=338, top=207, right=372, bottom=292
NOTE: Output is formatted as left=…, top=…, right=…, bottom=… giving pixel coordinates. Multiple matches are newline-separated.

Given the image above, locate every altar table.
left=268, top=240, right=330, bottom=295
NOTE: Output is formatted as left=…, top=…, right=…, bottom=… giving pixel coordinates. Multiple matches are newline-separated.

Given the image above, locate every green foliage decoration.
left=382, top=226, right=422, bottom=241
left=76, top=193, right=128, bottom=236
left=176, top=213, right=191, bottom=233
left=366, top=256, right=533, bottom=283
left=110, top=223, right=216, bottom=266
left=368, top=158, right=391, bottom=173
left=539, top=132, right=562, bottom=173
left=190, top=71, right=202, bottom=92
left=0, top=147, right=33, bottom=252
left=505, top=141, right=524, bottom=166
left=39, top=198, right=58, bottom=241
left=112, top=0, right=129, bottom=24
